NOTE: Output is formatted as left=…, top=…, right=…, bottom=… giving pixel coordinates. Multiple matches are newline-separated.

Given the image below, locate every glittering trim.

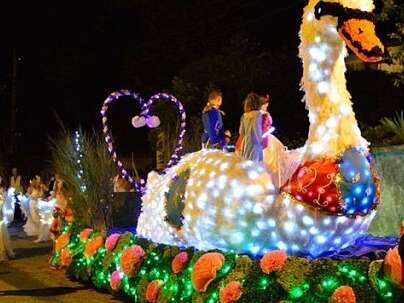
left=281, top=192, right=346, bottom=217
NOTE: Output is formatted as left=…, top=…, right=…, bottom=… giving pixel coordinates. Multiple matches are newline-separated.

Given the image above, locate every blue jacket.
left=202, top=108, right=225, bottom=146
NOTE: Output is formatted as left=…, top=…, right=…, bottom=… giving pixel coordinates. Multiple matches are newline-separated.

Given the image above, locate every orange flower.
left=120, top=245, right=146, bottom=276
left=79, top=228, right=93, bottom=241
left=84, top=235, right=104, bottom=258
left=55, top=232, right=70, bottom=252
left=330, top=286, right=356, bottom=303
left=384, top=247, right=403, bottom=288
left=171, top=252, right=189, bottom=274
left=192, top=252, right=225, bottom=292
left=60, top=248, right=72, bottom=267
left=219, top=281, right=242, bottom=303
left=145, top=280, right=163, bottom=302
left=260, top=250, right=287, bottom=274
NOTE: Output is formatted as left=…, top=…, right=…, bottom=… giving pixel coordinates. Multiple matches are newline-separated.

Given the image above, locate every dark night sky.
left=1, top=0, right=402, bottom=175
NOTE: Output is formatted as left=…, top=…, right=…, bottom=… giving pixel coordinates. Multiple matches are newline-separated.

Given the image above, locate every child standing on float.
left=238, top=93, right=270, bottom=161
left=201, top=90, right=226, bottom=149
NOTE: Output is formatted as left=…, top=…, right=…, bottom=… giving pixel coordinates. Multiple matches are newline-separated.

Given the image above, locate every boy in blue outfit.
left=202, top=90, right=226, bottom=148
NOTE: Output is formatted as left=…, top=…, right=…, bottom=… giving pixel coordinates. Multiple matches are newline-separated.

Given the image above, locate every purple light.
left=100, top=90, right=187, bottom=195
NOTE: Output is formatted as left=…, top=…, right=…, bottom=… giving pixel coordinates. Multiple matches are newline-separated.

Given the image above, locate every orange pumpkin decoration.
left=191, top=252, right=225, bottom=292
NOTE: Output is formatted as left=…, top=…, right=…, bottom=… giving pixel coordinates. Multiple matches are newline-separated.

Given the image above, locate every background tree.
left=50, top=127, right=120, bottom=230
left=378, top=0, right=404, bottom=86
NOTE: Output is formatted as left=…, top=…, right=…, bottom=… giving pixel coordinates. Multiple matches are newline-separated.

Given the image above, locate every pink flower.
left=79, top=228, right=93, bottom=241
left=192, top=252, right=225, bottom=292
left=105, top=233, right=121, bottom=251
left=120, top=245, right=146, bottom=276
left=132, top=115, right=146, bottom=128
left=331, top=286, right=356, bottom=303
left=171, top=252, right=189, bottom=274
left=110, top=271, right=122, bottom=291
left=60, top=248, right=72, bottom=267
left=219, top=281, right=242, bottom=303
left=145, top=280, right=163, bottom=302
left=146, top=115, right=160, bottom=128
left=260, top=250, right=287, bottom=274
left=384, top=247, right=403, bottom=288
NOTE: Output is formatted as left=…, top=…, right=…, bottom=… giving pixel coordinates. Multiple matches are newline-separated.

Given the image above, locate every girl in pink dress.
left=260, top=95, right=272, bottom=149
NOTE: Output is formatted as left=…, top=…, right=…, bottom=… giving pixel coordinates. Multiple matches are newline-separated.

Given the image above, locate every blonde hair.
left=243, top=93, right=262, bottom=112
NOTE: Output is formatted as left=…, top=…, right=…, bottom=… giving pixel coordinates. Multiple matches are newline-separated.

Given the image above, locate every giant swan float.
left=101, top=0, right=385, bottom=257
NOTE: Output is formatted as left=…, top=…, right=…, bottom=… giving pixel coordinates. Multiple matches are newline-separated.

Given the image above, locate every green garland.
left=51, top=223, right=404, bottom=303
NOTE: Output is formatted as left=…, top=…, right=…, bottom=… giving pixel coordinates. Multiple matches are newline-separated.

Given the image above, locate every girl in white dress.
left=0, top=189, right=14, bottom=261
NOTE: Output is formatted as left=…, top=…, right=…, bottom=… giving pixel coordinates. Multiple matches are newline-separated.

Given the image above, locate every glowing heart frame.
left=101, top=90, right=187, bottom=193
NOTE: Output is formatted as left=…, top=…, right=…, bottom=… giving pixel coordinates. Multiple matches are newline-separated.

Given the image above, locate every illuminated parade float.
left=48, top=1, right=404, bottom=302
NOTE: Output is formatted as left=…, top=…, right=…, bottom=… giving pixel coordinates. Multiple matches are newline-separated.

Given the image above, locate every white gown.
left=2, top=188, right=16, bottom=226
left=0, top=194, right=14, bottom=261
left=23, top=196, right=40, bottom=237
left=263, top=134, right=304, bottom=188
left=35, top=198, right=56, bottom=242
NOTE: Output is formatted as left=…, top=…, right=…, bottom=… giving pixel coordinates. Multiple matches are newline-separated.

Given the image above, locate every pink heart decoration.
left=101, top=90, right=186, bottom=193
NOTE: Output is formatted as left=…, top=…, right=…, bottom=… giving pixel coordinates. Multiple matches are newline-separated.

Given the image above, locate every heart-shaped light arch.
left=100, top=90, right=187, bottom=194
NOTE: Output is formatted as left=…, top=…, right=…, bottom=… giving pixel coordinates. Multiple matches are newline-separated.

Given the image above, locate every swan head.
left=314, top=0, right=384, bottom=62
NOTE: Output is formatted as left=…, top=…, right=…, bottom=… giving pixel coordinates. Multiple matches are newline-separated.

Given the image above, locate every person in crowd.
left=0, top=176, right=4, bottom=196
left=0, top=191, right=15, bottom=261
left=10, top=167, right=23, bottom=194
left=201, top=89, right=226, bottom=149
left=54, top=175, right=68, bottom=208
left=260, top=95, right=273, bottom=149
left=48, top=174, right=56, bottom=196
left=113, top=174, right=132, bottom=192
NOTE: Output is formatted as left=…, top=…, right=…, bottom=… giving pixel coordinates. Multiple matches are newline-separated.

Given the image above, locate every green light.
left=378, top=279, right=387, bottom=289
left=321, top=276, right=339, bottom=292
left=289, top=286, right=304, bottom=299
left=259, top=277, right=269, bottom=289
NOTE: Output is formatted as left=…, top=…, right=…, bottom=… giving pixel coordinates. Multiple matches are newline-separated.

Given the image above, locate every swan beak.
left=338, top=18, right=384, bottom=63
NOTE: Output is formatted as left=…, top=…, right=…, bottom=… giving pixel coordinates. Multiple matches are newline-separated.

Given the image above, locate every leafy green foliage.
left=378, top=0, right=404, bottom=86
left=81, top=131, right=119, bottom=230
left=50, top=127, right=119, bottom=230
left=380, top=111, right=404, bottom=142
left=49, top=127, right=89, bottom=224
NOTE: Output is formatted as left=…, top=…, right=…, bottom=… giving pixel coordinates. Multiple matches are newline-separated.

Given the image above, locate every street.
left=0, top=225, right=126, bottom=303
